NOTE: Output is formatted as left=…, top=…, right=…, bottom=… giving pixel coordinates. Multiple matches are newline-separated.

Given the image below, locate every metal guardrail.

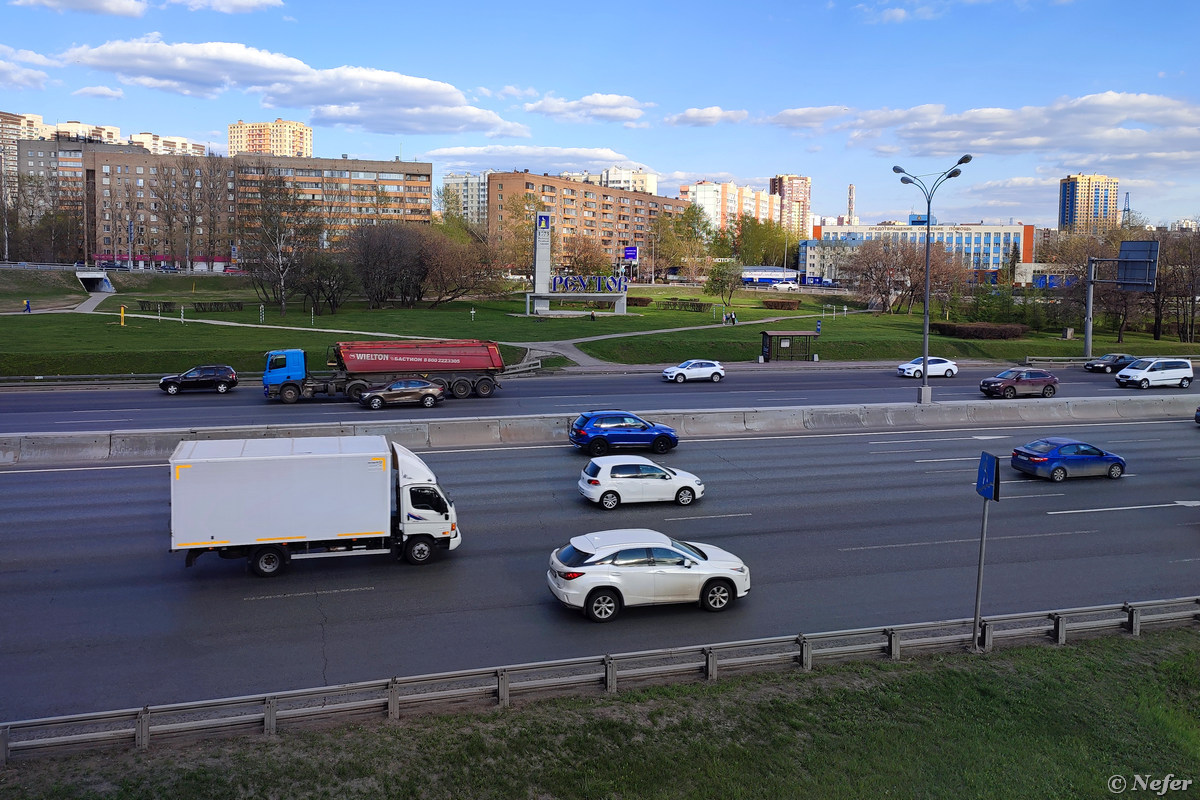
left=1025, top=354, right=1200, bottom=367
left=2, top=595, right=1195, bottom=764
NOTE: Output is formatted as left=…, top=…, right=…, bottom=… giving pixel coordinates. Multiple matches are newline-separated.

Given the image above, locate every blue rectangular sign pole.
left=972, top=451, right=999, bottom=651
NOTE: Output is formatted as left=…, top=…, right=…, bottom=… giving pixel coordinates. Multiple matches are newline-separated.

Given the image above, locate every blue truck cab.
left=263, top=349, right=308, bottom=398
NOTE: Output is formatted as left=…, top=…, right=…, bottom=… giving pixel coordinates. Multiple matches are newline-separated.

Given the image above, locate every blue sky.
left=2, top=0, right=1197, bottom=229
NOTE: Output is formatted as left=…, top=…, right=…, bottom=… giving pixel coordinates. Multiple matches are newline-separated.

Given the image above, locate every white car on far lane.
left=897, top=356, right=958, bottom=378
left=578, top=455, right=704, bottom=510
left=662, top=359, right=725, bottom=383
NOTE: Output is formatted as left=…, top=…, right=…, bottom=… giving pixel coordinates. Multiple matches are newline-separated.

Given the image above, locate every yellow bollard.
left=120, top=305, right=126, bottom=326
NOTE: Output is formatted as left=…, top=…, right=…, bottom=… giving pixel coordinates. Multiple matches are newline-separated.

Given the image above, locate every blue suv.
left=569, top=410, right=679, bottom=456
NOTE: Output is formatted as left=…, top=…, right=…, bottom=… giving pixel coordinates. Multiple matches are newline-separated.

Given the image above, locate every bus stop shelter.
left=760, top=330, right=819, bottom=362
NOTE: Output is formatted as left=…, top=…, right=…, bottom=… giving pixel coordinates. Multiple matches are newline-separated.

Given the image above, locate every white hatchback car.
left=662, top=359, right=725, bottom=383
left=897, top=356, right=958, bottom=378
left=546, top=528, right=751, bottom=622
left=1114, top=358, right=1193, bottom=389
left=578, top=455, right=704, bottom=510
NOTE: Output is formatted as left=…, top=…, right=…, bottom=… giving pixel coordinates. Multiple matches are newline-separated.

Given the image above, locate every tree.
left=564, top=234, right=611, bottom=275
left=841, top=239, right=902, bottom=312
left=704, top=260, right=743, bottom=305
left=198, top=154, right=232, bottom=269
left=296, top=253, right=357, bottom=315
left=238, top=164, right=323, bottom=316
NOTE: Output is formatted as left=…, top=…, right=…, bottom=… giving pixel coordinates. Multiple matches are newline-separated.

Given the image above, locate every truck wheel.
left=404, top=537, right=434, bottom=565
left=451, top=379, right=472, bottom=399
left=420, top=394, right=437, bottom=408
left=345, top=383, right=367, bottom=402
left=474, top=379, right=495, bottom=398
left=279, top=385, right=300, bottom=404
left=250, top=546, right=286, bottom=577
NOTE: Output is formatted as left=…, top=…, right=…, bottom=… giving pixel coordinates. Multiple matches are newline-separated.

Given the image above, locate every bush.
left=626, top=296, right=653, bottom=307
left=763, top=299, right=799, bottom=310
left=930, top=321, right=1029, bottom=339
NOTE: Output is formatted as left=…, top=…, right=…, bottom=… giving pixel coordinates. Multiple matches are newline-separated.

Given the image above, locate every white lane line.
left=840, top=529, right=1098, bottom=552
left=999, top=493, right=1066, bottom=499
left=1048, top=500, right=1200, bottom=515
left=72, top=408, right=145, bottom=413
left=0, top=463, right=163, bottom=475
left=1108, top=438, right=1163, bottom=443
left=924, top=469, right=977, bottom=474
left=663, top=512, right=753, bottom=521
left=870, top=435, right=1012, bottom=444
left=245, top=586, right=375, bottom=602
left=871, top=448, right=932, bottom=454
left=55, top=419, right=132, bottom=424
left=1170, top=558, right=1200, bottom=563
left=915, top=457, right=979, bottom=463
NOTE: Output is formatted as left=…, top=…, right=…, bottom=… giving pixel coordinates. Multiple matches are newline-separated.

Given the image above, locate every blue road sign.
left=976, top=452, right=1000, bottom=501
left=624, top=246, right=638, bottom=260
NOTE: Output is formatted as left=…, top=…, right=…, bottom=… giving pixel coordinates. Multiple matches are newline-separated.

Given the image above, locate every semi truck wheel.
left=404, top=537, right=434, bottom=565
left=279, top=385, right=300, bottom=404
left=250, top=546, right=286, bottom=577
left=345, top=382, right=367, bottom=402
left=450, top=379, right=472, bottom=399
left=474, top=379, right=495, bottom=398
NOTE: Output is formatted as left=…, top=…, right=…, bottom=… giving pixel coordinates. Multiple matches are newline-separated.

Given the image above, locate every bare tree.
left=198, top=154, right=232, bottom=269
left=237, top=162, right=323, bottom=316
left=564, top=234, right=611, bottom=275
left=842, top=239, right=902, bottom=313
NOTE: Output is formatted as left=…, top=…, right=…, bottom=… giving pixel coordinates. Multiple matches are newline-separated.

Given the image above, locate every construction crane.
left=1121, top=192, right=1131, bottom=227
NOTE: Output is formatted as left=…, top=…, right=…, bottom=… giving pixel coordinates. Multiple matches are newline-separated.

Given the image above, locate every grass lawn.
left=2, top=628, right=1197, bottom=800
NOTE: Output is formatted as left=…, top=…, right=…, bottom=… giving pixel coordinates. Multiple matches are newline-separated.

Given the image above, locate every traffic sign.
left=975, top=452, right=1000, bottom=501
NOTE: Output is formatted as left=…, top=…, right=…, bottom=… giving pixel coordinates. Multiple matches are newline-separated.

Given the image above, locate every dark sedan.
left=1011, top=437, right=1126, bottom=482
left=359, top=379, right=444, bottom=410
left=1083, top=353, right=1138, bottom=373
left=979, top=368, right=1059, bottom=399
left=159, top=365, right=238, bottom=394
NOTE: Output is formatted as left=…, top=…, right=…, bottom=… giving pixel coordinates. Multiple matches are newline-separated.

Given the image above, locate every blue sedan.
left=1011, top=437, right=1126, bottom=482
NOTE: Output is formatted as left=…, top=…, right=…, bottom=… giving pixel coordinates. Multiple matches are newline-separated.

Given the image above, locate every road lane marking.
left=244, top=586, right=375, bottom=602
left=0, top=463, right=163, bottom=475
left=870, top=435, right=1012, bottom=443
left=1048, top=500, right=1200, bottom=515
left=915, top=457, right=978, bottom=462
left=663, top=513, right=753, bottom=521
left=55, top=419, right=133, bottom=424
left=871, top=448, right=932, bottom=454
left=997, top=493, right=1066, bottom=499
left=840, top=530, right=1098, bottom=552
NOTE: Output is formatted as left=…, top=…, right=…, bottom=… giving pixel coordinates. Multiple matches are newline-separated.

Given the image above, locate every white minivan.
left=1115, top=358, right=1193, bottom=389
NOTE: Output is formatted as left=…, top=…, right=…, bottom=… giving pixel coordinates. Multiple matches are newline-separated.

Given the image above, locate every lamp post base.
left=917, top=385, right=932, bottom=405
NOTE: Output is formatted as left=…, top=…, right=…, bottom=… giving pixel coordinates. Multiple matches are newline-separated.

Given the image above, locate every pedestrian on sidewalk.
left=23, top=299, right=31, bottom=313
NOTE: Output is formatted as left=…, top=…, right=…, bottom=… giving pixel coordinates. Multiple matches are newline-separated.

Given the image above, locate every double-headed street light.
left=892, top=154, right=972, bottom=404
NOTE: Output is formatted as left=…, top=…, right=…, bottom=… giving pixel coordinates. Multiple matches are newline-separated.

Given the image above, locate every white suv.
left=1115, top=358, right=1193, bottom=389
left=546, top=529, right=750, bottom=622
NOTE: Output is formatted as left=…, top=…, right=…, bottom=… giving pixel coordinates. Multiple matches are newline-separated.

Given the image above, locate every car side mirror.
left=685, top=560, right=696, bottom=569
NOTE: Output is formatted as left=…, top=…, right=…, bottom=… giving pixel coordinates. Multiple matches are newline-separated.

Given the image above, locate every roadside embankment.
left=1, top=395, right=1194, bottom=465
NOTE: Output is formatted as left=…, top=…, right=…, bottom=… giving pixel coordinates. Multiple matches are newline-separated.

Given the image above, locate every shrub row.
left=931, top=321, right=1030, bottom=339
left=763, top=299, right=800, bottom=310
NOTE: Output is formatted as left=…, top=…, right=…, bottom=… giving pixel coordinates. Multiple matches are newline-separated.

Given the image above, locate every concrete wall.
left=1, top=396, right=1195, bottom=465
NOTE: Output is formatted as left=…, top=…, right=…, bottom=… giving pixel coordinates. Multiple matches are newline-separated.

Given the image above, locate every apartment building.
left=228, top=118, right=313, bottom=158
left=442, top=169, right=494, bottom=226
left=678, top=180, right=780, bottom=230
left=485, top=170, right=689, bottom=265
left=1058, top=173, right=1119, bottom=235
left=769, top=174, right=812, bottom=238
left=560, top=165, right=658, bottom=195
left=128, top=132, right=207, bottom=157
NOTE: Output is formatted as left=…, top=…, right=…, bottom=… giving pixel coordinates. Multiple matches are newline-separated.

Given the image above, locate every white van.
left=1114, top=358, right=1193, bottom=389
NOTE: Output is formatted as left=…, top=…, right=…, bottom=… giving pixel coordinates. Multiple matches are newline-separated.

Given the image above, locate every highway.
left=0, top=365, right=1186, bottom=434
left=2, top=417, right=1197, bottom=721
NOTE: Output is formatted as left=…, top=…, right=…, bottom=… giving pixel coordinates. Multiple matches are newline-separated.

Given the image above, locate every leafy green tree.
left=704, top=260, right=743, bottom=305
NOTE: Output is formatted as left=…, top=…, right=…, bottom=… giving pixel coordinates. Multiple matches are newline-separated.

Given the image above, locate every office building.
left=228, top=118, right=313, bottom=158
left=1058, top=173, right=1119, bottom=235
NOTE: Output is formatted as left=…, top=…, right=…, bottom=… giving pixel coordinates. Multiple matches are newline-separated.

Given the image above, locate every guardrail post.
left=1, top=725, right=9, bottom=768
left=264, top=697, right=277, bottom=736
left=886, top=629, right=901, bottom=660
left=1052, top=614, right=1068, bottom=645
left=979, top=620, right=994, bottom=653
left=1124, top=604, right=1141, bottom=637
left=604, top=656, right=617, bottom=693
left=799, top=636, right=813, bottom=671
left=388, top=678, right=400, bottom=720
left=135, top=707, right=150, bottom=750
left=704, top=647, right=718, bottom=680
left=497, top=669, right=509, bottom=708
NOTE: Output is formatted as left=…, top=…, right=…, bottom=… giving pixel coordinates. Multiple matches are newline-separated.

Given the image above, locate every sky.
left=2, top=0, right=1198, bottom=230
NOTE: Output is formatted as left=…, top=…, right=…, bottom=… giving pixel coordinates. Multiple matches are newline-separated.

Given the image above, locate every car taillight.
left=573, top=428, right=587, bottom=437
left=557, top=570, right=584, bottom=580
left=586, top=478, right=600, bottom=485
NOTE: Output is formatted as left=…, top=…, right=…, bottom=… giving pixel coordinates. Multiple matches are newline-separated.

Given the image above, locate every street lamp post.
left=892, top=155, right=972, bottom=404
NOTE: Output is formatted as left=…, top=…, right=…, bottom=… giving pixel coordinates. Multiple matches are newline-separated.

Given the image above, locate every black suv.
left=159, top=365, right=238, bottom=394
left=568, top=410, right=679, bottom=456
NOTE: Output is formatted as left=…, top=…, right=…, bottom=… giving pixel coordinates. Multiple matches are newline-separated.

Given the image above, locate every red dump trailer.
left=263, top=339, right=506, bottom=402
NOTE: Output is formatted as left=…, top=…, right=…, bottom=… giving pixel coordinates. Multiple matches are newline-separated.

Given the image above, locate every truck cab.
left=263, top=349, right=308, bottom=400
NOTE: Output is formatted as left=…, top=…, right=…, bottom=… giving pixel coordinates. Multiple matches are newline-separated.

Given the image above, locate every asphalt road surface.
left=2, top=417, right=1197, bottom=720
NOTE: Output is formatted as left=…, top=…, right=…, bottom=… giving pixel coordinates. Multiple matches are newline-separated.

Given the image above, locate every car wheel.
left=474, top=379, right=495, bottom=398
left=420, top=394, right=436, bottom=407
left=1104, top=366, right=1114, bottom=373
left=588, top=439, right=609, bottom=456
left=1002, top=386, right=1017, bottom=399
left=711, top=373, right=722, bottom=383
left=599, top=491, right=620, bottom=510
left=1139, top=379, right=1150, bottom=390
left=650, top=436, right=672, bottom=455
left=404, top=537, right=434, bottom=565
left=249, top=546, right=286, bottom=578
left=700, top=579, right=735, bottom=612
left=1042, top=385, right=1057, bottom=398
left=674, top=374, right=686, bottom=383
left=912, top=369, right=922, bottom=379
left=1181, top=377, right=1192, bottom=388
left=1107, top=463, right=1125, bottom=479
left=945, top=369, right=956, bottom=378
left=451, top=379, right=472, bottom=399
left=215, top=381, right=229, bottom=394
left=675, top=487, right=695, bottom=506
left=585, top=589, right=620, bottom=622
left=164, top=383, right=180, bottom=395
left=1050, top=467, right=1067, bottom=483
left=369, top=396, right=384, bottom=410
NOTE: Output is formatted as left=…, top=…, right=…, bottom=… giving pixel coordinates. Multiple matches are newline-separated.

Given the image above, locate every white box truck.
left=170, top=435, right=461, bottom=577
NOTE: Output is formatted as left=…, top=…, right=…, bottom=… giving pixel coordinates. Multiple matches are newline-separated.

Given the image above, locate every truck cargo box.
left=332, top=339, right=504, bottom=374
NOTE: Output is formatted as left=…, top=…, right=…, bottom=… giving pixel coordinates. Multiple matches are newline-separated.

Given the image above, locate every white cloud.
left=523, top=92, right=653, bottom=123
left=0, top=44, right=56, bottom=67
left=58, top=34, right=528, bottom=137
left=72, top=84, right=124, bottom=98
left=167, top=0, right=282, bottom=11
left=767, top=105, right=852, bottom=129
left=419, top=144, right=639, bottom=174
left=0, top=59, right=48, bottom=89
left=663, top=107, right=748, bottom=127
left=11, top=0, right=147, bottom=16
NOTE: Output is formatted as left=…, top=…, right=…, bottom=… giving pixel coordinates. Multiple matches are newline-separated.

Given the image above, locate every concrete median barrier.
left=2, top=395, right=1196, bottom=465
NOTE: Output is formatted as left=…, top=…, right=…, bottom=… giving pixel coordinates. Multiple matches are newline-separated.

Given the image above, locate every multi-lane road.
left=2, top=411, right=1197, bottom=721
left=0, top=364, right=1184, bottom=434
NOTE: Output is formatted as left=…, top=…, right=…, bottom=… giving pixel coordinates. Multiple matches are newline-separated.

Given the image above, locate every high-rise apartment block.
left=1058, top=173, right=1119, bottom=235
left=228, top=118, right=313, bottom=158
left=679, top=180, right=780, bottom=230
left=560, top=165, right=658, bottom=195
left=442, top=170, right=495, bottom=226
left=769, top=174, right=811, bottom=237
